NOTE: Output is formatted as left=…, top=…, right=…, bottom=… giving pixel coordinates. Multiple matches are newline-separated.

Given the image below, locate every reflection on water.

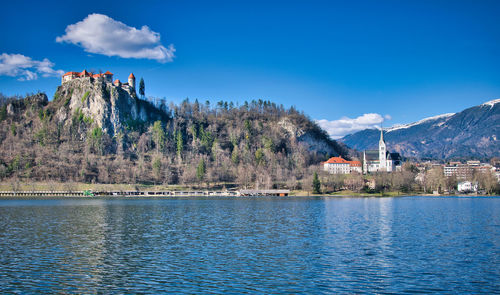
left=0, top=197, right=499, bottom=293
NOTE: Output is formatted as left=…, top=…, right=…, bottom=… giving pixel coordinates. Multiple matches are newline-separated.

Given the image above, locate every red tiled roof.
left=64, top=70, right=113, bottom=78
left=128, top=73, right=135, bottom=79
left=324, top=157, right=349, bottom=164
left=114, top=79, right=120, bottom=84
left=324, top=157, right=362, bottom=167
left=63, top=71, right=80, bottom=77
left=80, top=70, right=92, bottom=77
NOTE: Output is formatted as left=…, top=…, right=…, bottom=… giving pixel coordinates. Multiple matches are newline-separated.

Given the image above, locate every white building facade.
left=457, top=181, right=478, bottom=193
left=323, top=157, right=362, bottom=174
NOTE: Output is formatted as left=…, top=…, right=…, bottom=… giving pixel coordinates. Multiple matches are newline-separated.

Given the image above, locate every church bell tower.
left=379, top=128, right=387, bottom=171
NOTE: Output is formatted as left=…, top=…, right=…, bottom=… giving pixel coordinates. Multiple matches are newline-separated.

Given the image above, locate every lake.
left=0, top=196, right=499, bottom=293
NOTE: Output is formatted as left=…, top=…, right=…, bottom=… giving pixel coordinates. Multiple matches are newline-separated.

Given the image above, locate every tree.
left=374, top=172, right=391, bottom=193
left=196, top=158, right=205, bottom=182
left=312, top=172, right=321, bottom=194
left=151, top=120, right=165, bottom=153
left=139, top=78, right=145, bottom=98
left=426, top=166, right=446, bottom=193
left=176, top=130, right=183, bottom=159
left=152, top=158, right=162, bottom=183
left=88, top=127, right=104, bottom=155
left=477, top=170, right=500, bottom=195
left=344, top=174, right=364, bottom=192
left=231, top=146, right=239, bottom=164
left=255, top=148, right=264, bottom=165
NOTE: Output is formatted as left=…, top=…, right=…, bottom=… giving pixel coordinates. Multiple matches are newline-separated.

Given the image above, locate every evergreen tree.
left=151, top=120, right=165, bottom=153
left=312, top=172, right=321, bottom=194
left=231, top=146, right=239, bottom=164
left=152, top=158, right=162, bottom=183
left=88, top=127, right=104, bottom=155
left=196, top=158, right=205, bottom=182
left=176, top=130, right=183, bottom=158
left=139, top=78, right=145, bottom=98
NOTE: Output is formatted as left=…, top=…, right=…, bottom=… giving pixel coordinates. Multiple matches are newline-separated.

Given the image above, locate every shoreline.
left=0, top=182, right=497, bottom=198
left=0, top=190, right=497, bottom=198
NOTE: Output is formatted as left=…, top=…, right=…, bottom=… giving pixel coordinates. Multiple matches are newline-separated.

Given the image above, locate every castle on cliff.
left=62, top=69, right=136, bottom=90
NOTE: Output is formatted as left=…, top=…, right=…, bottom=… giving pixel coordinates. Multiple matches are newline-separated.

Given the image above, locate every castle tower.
left=128, top=73, right=136, bottom=89
left=378, top=128, right=387, bottom=171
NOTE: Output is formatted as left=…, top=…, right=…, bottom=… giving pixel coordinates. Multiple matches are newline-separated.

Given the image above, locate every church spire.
left=378, top=125, right=387, bottom=171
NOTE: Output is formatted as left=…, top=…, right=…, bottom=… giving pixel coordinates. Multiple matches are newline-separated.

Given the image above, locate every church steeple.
left=379, top=126, right=387, bottom=171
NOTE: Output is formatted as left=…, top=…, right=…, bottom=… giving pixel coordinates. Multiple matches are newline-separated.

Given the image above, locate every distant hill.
left=0, top=77, right=348, bottom=187
left=341, top=99, right=500, bottom=160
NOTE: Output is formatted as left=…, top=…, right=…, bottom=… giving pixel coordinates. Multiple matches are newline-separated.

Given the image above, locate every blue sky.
left=1, top=0, right=499, bottom=138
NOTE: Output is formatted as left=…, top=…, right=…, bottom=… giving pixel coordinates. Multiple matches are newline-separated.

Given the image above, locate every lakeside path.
left=0, top=190, right=498, bottom=198
left=1, top=182, right=498, bottom=198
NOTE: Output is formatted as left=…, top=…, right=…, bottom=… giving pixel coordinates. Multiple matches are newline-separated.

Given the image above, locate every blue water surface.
left=0, top=196, right=499, bottom=294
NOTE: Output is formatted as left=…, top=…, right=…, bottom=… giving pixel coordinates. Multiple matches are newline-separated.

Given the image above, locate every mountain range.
left=341, top=99, right=500, bottom=160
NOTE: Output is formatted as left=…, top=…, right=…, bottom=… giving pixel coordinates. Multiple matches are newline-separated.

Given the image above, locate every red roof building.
left=348, top=161, right=361, bottom=167
left=61, top=70, right=134, bottom=94
left=324, top=156, right=350, bottom=164
left=323, top=156, right=362, bottom=174
left=80, top=70, right=92, bottom=77
left=63, top=71, right=80, bottom=77
left=62, top=69, right=114, bottom=84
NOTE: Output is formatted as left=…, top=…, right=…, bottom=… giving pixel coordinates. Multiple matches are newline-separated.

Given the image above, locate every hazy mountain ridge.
left=341, top=99, right=500, bottom=160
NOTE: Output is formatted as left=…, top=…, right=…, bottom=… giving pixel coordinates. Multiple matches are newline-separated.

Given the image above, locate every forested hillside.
left=0, top=80, right=348, bottom=189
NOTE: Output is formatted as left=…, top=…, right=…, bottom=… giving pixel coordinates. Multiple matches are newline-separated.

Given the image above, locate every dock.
left=238, top=189, right=290, bottom=196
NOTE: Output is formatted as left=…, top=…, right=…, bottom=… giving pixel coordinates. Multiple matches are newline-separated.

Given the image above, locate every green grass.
left=81, top=91, right=90, bottom=103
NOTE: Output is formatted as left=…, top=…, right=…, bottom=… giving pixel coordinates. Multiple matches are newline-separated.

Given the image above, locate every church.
left=363, top=129, right=402, bottom=173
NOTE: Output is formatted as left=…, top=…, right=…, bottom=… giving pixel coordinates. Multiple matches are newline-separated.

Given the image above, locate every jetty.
left=239, top=189, right=290, bottom=196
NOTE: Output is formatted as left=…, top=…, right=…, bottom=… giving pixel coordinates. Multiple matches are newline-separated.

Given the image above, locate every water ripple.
left=0, top=196, right=499, bottom=293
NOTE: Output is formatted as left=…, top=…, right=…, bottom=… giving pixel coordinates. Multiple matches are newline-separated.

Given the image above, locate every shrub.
left=81, top=91, right=90, bottom=103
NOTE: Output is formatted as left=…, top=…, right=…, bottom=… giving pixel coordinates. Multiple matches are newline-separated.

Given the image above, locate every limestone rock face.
left=6, top=104, right=14, bottom=116
left=279, top=117, right=346, bottom=156
left=55, top=78, right=164, bottom=136
left=6, top=92, right=48, bottom=116
left=278, top=118, right=305, bottom=138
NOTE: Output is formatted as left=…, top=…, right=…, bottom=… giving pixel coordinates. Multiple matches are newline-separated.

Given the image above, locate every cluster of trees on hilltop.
left=0, top=92, right=348, bottom=189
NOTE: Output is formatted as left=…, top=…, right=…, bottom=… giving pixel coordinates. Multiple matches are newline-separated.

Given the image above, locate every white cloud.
left=316, top=113, right=391, bottom=139
left=0, top=53, right=64, bottom=81
left=56, top=13, right=175, bottom=63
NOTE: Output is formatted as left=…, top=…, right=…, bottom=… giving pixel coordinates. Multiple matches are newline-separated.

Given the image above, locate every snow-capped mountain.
left=340, top=99, right=500, bottom=159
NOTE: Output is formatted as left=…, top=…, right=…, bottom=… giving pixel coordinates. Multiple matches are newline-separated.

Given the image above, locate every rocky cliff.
left=53, top=77, right=167, bottom=137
